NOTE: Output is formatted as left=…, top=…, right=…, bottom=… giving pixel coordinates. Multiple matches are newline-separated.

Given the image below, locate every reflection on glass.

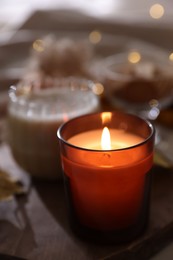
left=101, top=112, right=112, bottom=126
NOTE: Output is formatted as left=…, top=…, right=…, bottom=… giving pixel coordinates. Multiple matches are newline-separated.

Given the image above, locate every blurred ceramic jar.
left=101, top=51, right=173, bottom=119
left=7, top=77, right=100, bottom=179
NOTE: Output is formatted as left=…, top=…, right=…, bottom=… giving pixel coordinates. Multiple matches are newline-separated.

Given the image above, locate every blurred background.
left=1, top=0, right=173, bottom=87
left=0, top=0, right=173, bottom=48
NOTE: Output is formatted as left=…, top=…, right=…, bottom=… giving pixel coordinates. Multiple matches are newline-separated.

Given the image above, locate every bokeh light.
left=128, top=51, right=141, bottom=64
left=169, top=52, right=173, bottom=61
left=92, top=82, right=104, bottom=95
left=32, top=39, right=45, bottom=52
left=89, top=30, right=102, bottom=44
left=149, top=4, right=164, bottom=19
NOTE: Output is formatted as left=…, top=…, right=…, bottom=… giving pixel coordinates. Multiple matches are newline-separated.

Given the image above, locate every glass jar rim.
left=8, top=77, right=100, bottom=122
left=57, top=111, right=155, bottom=152
left=8, top=76, right=97, bottom=101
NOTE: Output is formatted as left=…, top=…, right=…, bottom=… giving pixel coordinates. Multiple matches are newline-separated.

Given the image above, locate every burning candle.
left=57, top=111, right=155, bottom=243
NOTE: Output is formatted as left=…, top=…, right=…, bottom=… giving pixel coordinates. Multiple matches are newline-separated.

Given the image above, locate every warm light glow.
left=32, top=39, right=45, bottom=52
left=16, top=85, right=32, bottom=96
left=89, top=30, right=102, bottom=44
left=63, top=113, right=69, bottom=122
left=92, top=82, right=104, bottom=95
left=149, top=4, right=164, bottom=19
left=128, top=51, right=141, bottom=64
left=101, top=112, right=112, bottom=125
left=169, top=53, right=173, bottom=61
left=101, top=127, right=111, bottom=150
left=149, top=99, right=159, bottom=107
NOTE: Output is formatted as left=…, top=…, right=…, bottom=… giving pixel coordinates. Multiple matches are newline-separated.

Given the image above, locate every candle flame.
left=101, top=127, right=111, bottom=150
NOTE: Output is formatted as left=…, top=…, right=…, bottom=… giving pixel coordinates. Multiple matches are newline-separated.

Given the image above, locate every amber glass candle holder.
left=57, top=111, right=155, bottom=244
